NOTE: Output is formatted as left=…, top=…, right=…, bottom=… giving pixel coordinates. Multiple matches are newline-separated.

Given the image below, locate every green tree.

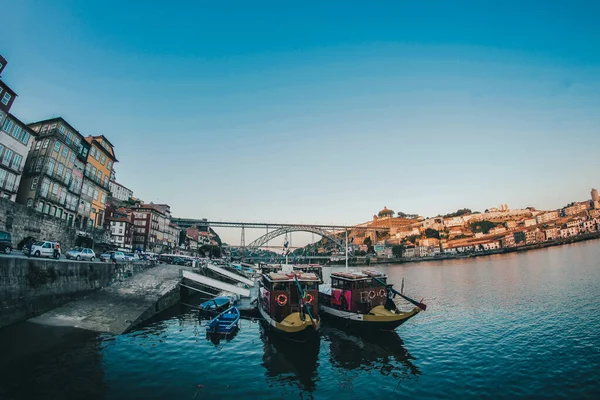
left=425, top=228, right=440, bottom=239
left=392, top=244, right=405, bottom=258
left=470, top=220, right=499, bottom=234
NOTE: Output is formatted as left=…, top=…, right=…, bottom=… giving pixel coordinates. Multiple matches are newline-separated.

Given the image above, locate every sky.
left=2, top=1, right=600, bottom=246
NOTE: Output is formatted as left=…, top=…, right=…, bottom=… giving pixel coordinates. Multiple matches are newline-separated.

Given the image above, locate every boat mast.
left=345, top=229, right=349, bottom=272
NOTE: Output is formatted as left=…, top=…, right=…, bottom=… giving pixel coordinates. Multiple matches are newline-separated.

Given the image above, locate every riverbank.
left=332, top=231, right=600, bottom=266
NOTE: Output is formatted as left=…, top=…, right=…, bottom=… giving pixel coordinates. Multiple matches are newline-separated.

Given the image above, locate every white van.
left=30, top=241, right=61, bottom=259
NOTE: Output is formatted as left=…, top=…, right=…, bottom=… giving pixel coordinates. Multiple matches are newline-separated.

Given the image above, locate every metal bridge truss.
left=246, top=226, right=344, bottom=250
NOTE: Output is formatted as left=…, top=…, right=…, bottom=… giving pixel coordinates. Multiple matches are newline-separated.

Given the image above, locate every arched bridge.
left=246, top=226, right=344, bottom=250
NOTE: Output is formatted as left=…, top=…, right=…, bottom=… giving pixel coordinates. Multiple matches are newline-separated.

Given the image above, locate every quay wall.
left=0, top=257, right=114, bottom=329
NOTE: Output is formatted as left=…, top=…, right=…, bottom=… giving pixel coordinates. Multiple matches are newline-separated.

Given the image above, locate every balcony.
left=40, top=191, right=66, bottom=206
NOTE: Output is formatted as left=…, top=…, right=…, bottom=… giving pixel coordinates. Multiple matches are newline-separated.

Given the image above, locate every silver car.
left=65, top=247, right=96, bottom=261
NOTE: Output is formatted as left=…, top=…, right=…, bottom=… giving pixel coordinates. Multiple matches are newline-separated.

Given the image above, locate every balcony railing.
left=83, top=170, right=111, bottom=190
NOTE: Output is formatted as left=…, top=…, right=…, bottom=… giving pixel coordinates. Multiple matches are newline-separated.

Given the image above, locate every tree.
left=392, top=244, right=405, bottom=258
left=470, top=220, right=499, bottom=234
left=443, top=208, right=472, bottom=218
left=406, top=235, right=419, bottom=244
left=425, top=228, right=440, bottom=239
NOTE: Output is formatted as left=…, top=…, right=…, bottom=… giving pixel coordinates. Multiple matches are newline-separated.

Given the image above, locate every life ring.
left=305, top=293, right=314, bottom=304
left=369, top=290, right=376, bottom=299
left=378, top=289, right=386, bottom=297
left=276, top=294, right=288, bottom=306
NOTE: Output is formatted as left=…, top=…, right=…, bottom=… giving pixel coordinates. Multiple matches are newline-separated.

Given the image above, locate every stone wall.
left=0, top=257, right=114, bottom=328
left=0, top=198, right=110, bottom=250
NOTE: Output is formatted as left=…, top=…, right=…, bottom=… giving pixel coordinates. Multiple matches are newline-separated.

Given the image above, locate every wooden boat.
left=258, top=265, right=321, bottom=342
left=206, top=305, right=240, bottom=334
left=318, top=269, right=425, bottom=331
left=198, top=296, right=232, bottom=315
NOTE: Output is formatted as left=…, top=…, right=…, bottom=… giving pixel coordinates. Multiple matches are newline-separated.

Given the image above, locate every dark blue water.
left=1, top=241, right=600, bottom=399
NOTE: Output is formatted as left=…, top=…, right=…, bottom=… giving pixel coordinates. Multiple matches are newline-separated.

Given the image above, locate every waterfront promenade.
left=29, top=264, right=191, bottom=334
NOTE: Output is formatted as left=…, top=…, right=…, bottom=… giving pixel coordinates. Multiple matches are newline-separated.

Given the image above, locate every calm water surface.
left=1, top=241, right=600, bottom=399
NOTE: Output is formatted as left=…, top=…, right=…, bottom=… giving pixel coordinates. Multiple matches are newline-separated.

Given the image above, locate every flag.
left=350, top=237, right=354, bottom=243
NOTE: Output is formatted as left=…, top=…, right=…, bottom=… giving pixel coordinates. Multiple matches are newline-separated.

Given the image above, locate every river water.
left=1, top=241, right=599, bottom=399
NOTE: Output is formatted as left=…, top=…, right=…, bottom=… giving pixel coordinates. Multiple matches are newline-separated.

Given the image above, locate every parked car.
left=124, top=252, right=140, bottom=261
left=99, top=251, right=126, bottom=262
left=30, top=241, right=61, bottom=259
left=0, top=231, right=13, bottom=255
left=65, top=247, right=97, bottom=261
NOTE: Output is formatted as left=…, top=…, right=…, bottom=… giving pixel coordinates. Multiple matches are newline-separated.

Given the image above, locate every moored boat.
left=198, top=296, right=232, bottom=315
left=318, top=269, right=425, bottom=331
left=258, top=265, right=321, bottom=342
left=206, top=305, right=240, bottom=334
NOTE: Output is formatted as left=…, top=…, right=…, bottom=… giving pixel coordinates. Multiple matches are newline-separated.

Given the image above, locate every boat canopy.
left=331, top=269, right=387, bottom=281
left=266, top=272, right=319, bottom=282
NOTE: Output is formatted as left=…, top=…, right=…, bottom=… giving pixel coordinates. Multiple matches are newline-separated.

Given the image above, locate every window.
left=90, top=147, right=96, bottom=158
left=42, top=139, right=49, bottom=149
left=51, top=183, right=59, bottom=195
left=46, top=158, right=55, bottom=174
left=2, top=118, right=13, bottom=133
left=12, top=154, right=22, bottom=171
left=50, top=206, right=57, bottom=216
left=40, top=179, right=50, bottom=196
left=2, top=92, right=11, bottom=106
left=91, top=166, right=97, bottom=176
left=31, top=177, right=38, bottom=190
left=103, top=176, right=109, bottom=187
left=85, top=163, right=92, bottom=174
left=35, top=157, right=44, bottom=172
left=37, top=202, right=44, bottom=212
left=59, top=190, right=66, bottom=204
left=95, top=150, right=100, bottom=161
left=97, top=170, right=102, bottom=181
left=66, top=131, right=73, bottom=143
left=61, top=147, right=69, bottom=159
left=64, top=169, right=71, bottom=184
left=0, top=143, right=3, bottom=156
left=5, top=173, right=15, bottom=190
left=53, top=142, right=61, bottom=153
left=57, top=163, right=64, bottom=177
left=35, top=141, right=41, bottom=150
left=12, top=125, right=22, bottom=139
left=43, top=204, right=50, bottom=214
left=56, top=209, right=63, bottom=219
left=101, top=154, right=106, bottom=165
left=93, top=189, right=99, bottom=200
left=58, top=125, right=66, bottom=134
left=26, top=199, right=33, bottom=207
left=101, top=193, right=106, bottom=203
left=69, top=152, right=76, bottom=164
left=2, top=148, right=13, bottom=166
left=20, top=131, right=30, bottom=145
left=0, top=169, right=6, bottom=187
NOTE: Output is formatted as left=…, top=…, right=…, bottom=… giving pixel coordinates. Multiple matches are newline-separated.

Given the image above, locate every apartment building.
left=83, top=135, right=117, bottom=227
left=106, top=216, right=133, bottom=251
left=108, top=180, right=133, bottom=201
left=536, top=211, right=559, bottom=225
left=0, top=55, right=37, bottom=201
left=18, top=118, right=88, bottom=227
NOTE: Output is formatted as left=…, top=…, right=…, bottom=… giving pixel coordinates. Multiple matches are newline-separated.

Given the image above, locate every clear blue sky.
left=2, top=1, right=600, bottom=244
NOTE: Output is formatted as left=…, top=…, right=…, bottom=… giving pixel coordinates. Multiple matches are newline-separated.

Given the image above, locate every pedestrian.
left=53, top=242, right=60, bottom=259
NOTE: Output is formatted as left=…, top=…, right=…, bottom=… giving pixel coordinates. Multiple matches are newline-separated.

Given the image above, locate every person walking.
left=53, top=242, right=60, bottom=259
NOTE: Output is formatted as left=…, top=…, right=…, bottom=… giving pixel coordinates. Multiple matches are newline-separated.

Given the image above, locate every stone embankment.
left=28, top=263, right=190, bottom=334
left=0, top=257, right=114, bottom=328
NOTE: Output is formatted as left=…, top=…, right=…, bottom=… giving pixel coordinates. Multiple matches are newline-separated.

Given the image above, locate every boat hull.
left=258, top=305, right=320, bottom=343
left=320, top=304, right=420, bottom=332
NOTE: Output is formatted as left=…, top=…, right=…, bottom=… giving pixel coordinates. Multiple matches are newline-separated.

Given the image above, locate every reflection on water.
left=323, top=326, right=420, bottom=379
left=259, top=321, right=320, bottom=394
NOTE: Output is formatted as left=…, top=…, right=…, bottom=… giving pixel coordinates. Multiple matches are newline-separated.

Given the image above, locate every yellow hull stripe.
left=275, top=312, right=321, bottom=333
left=362, top=305, right=421, bottom=322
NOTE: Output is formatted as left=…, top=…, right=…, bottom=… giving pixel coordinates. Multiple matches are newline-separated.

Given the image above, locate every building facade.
left=1, top=114, right=36, bottom=201
left=18, top=118, right=88, bottom=227
left=107, top=216, right=133, bottom=251
left=83, top=136, right=117, bottom=227
left=108, top=180, right=133, bottom=201
left=0, top=55, right=37, bottom=201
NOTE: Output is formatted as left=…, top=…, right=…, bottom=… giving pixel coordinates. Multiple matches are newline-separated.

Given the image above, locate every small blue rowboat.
left=199, top=296, right=231, bottom=314
left=206, top=306, right=240, bottom=334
